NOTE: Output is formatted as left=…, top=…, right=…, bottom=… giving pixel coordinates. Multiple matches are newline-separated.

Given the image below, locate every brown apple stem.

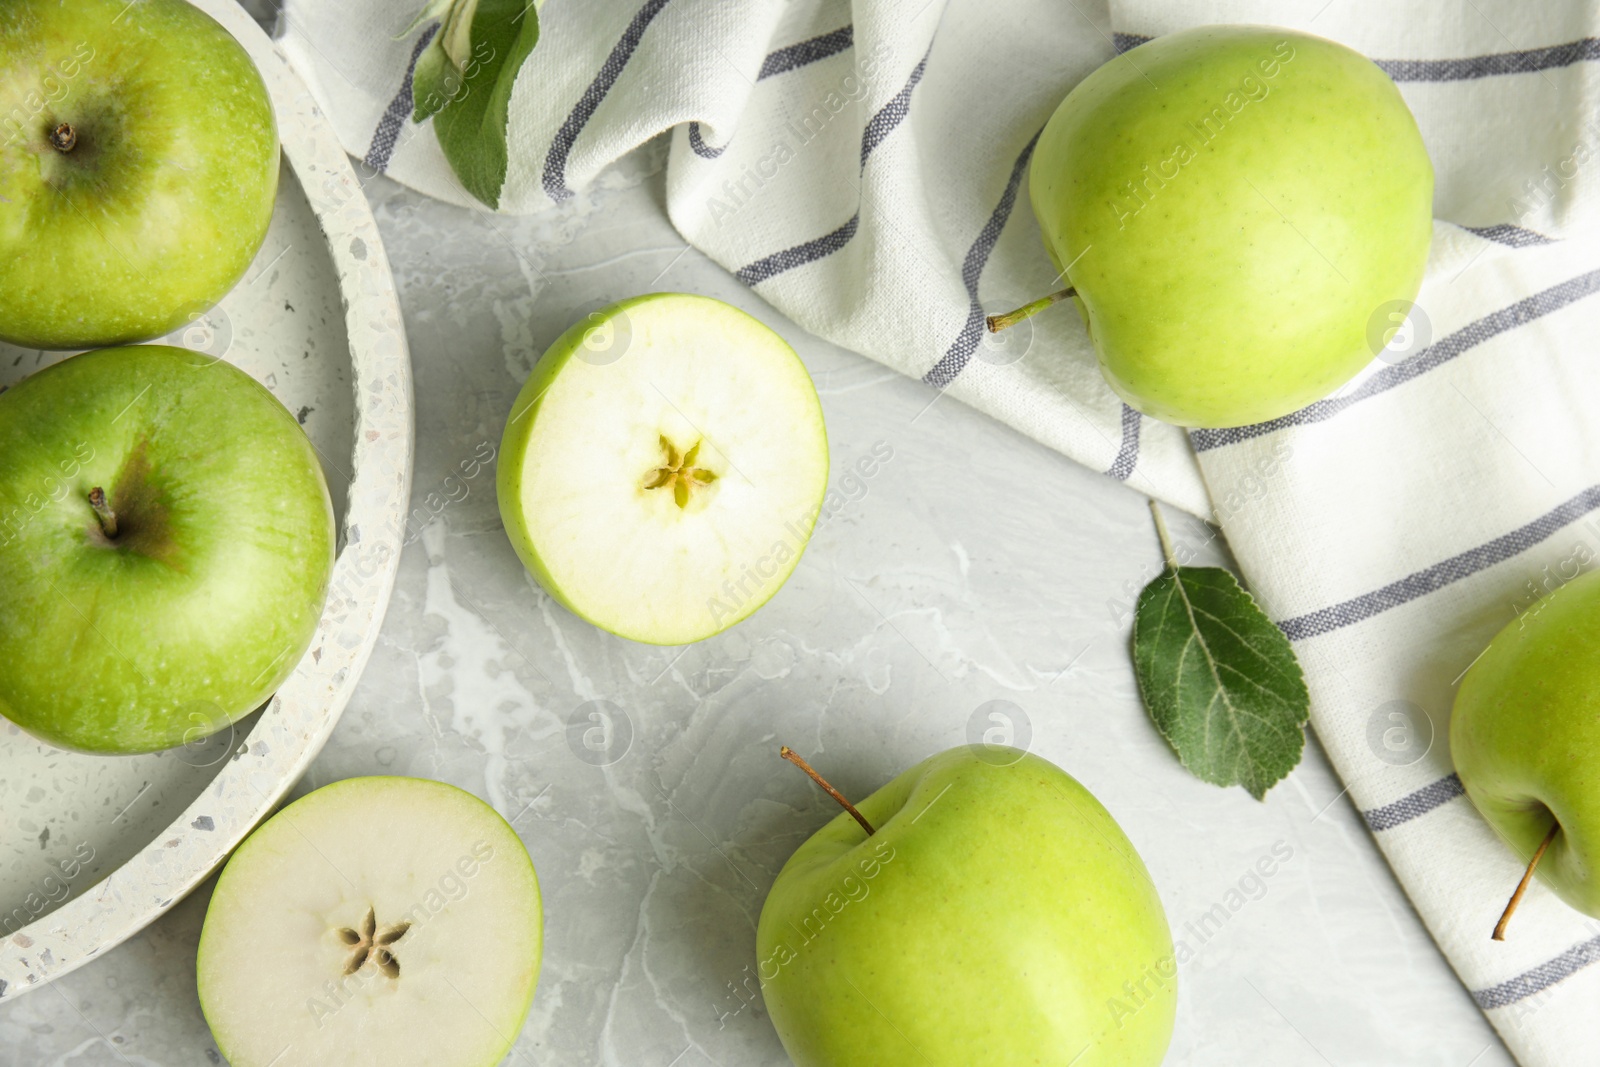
left=49, top=122, right=77, bottom=153
left=985, top=287, right=1076, bottom=333
left=1148, top=499, right=1177, bottom=572
left=780, top=746, right=874, bottom=837
left=88, top=487, right=118, bottom=538
left=1493, top=821, right=1559, bottom=942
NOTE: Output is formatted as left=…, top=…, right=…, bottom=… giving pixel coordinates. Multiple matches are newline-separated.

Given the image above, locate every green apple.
left=757, top=746, right=1176, bottom=1066
left=497, top=293, right=829, bottom=645
left=198, top=776, right=543, bottom=1067
left=0, top=0, right=278, bottom=350
left=0, top=345, right=334, bottom=753
left=1453, top=568, right=1600, bottom=924
left=1017, top=25, right=1433, bottom=428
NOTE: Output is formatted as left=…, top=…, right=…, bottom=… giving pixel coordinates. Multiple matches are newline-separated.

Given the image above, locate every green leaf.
left=1132, top=554, right=1309, bottom=801
left=411, top=40, right=455, bottom=124
left=403, top=0, right=461, bottom=122
left=421, top=0, right=540, bottom=209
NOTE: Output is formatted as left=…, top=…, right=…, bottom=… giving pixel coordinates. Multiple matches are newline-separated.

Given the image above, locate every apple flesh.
left=757, top=746, right=1176, bottom=1066
left=1028, top=25, right=1434, bottom=427
left=0, top=346, right=335, bottom=753
left=497, top=293, right=829, bottom=645
left=197, top=776, right=543, bottom=1067
left=1453, top=568, right=1600, bottom=919
left=0, top=0, right=279, bottom=350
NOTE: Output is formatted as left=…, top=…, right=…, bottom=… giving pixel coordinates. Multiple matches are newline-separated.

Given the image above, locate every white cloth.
left=276, top=0, right=1600, bottom=1061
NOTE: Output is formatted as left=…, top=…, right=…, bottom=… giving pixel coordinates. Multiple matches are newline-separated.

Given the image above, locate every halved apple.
left=197, top=777, right=542, bottom=1067
left=497, top=293, right=829, bottom=644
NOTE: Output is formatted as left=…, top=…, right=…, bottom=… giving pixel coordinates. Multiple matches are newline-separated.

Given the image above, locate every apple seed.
left=643, top=435, right=718, bottom=509
left=335, top=905, right=412, bottom=977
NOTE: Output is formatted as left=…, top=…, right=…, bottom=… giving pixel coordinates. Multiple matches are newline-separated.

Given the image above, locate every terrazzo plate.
left=0, top=0, right=413, bottom=999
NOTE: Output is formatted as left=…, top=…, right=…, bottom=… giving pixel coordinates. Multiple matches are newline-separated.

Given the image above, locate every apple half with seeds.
left=197, top=777, right=542, bottom=1067
left=497, top=293, right=829, bottom=645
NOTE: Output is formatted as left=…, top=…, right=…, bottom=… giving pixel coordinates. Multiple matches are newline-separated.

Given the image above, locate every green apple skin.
left=757, top=747, right=1175, bottom=1067
left=1031, top=26, right=1434, bottom=428
left=0, top=346, right=334, bottom=754
left=1453, top=568, right=1600, bottom=917
left=0, top=0, right=278, bottom=350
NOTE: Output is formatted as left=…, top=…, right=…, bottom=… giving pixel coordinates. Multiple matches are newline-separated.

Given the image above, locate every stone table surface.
left=0, top=144, right=1516, bottom=1067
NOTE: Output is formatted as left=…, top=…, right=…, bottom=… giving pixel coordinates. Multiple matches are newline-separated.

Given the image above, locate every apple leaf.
left=410, top=0, right=479, bottom=124
left=415, top=0, right=540, bottom=209
left=411, top=41, right=456, bottom=125
left=1131, top=551, right=1309, bottom=801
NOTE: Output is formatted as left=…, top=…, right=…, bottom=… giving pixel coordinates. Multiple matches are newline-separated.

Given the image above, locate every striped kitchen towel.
left=275, top=0, right=1600, bottom=1061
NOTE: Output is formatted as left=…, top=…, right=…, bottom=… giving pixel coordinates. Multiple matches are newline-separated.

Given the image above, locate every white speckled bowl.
left=0, top=0, right=412, bottom=998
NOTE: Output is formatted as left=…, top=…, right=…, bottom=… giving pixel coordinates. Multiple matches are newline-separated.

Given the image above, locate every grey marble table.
left=0, top=140, right=1515, bottom=1067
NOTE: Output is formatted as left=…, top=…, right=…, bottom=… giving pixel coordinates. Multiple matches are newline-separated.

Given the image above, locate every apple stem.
left=1493, top=820, right=1559, bottom=941
left=780, top=746, right=875, bottom=837
left=1148, top=499, right=1177, bottom=572
left=49, top=122, right=77, bottom=153
left=985, top=288, right=1076, bottom=333
left=88, top=487, right=118, bottom=539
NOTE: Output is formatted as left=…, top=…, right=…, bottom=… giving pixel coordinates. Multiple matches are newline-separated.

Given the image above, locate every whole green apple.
left=1022, top=25, right=1433, bottom=427
left=498, top=293, right=829, bottom=646
left=0, top=0, right=278, bottom=350
left=0, top=346, right=335, bottom=753
left=757, top=746, right=1175, bottom=1066
left=198, top=777, right=543, bottom=1067
left=1453, top=568, right=1600, bottom=926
